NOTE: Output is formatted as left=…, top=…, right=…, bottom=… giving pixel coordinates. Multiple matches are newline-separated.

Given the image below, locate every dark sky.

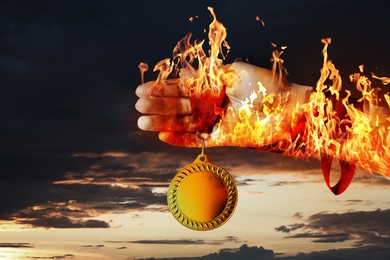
left=0, top=0, right=389, bottom=230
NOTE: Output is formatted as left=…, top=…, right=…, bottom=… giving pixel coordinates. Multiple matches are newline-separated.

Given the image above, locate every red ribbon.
left=321, top=154, right=356, bottom=195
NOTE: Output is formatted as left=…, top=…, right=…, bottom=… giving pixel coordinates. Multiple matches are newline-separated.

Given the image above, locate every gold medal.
left=167, top=137, right=238, bottom=231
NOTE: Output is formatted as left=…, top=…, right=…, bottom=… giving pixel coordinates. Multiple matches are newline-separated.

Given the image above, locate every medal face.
left=167, top=154, right=238, bottom=231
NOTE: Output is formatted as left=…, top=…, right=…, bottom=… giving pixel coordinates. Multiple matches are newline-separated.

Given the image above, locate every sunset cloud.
left=136, top=244, right=275, bottom=259
left=1, top=148, right=388, bottom=231
left=0, top=243, right=34, bottom=248
left=275, top=208, right=390, bottom=247
left=0, top=181, right=166, bottom=229
left=81, top=244, right=105, bottom=249
left=286, top=232, right=351, bottom=243
left=25, top=254, right=75, bottom=259
left=286, top=246, right=390, bottom=260
left=136, top=244, right=390, bottom=260
left=71, top=152, right=130, bottom=158
left=268, top=180, right=304, bottom=187
left=274, top=223, right=305, bottom=233
left=107, top=236, right=244, bottom=246
left=16, top=216, right=110, bottom=229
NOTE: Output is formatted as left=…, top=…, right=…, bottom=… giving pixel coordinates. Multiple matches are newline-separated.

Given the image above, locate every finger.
left=137, top=115, right=198, bottom=132
left=159, top=132, right=199, bottom=147
left=135, top=79, right=190, bottom=98
left=135, top=97, right=192, bottom=115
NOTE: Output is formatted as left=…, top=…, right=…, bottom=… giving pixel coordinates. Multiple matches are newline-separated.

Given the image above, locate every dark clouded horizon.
left=137, top=244, right=390, bottom=260
left=106, top=236, right=243, bottom=245
left=1, top=0, right=389, bottom=259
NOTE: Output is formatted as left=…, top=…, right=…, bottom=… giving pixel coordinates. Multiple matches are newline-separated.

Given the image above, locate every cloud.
left=0, top=151, right=201, bottom=229
left=306, top=208, right=390, bottom=247
left=351, top=171, right=390, bottom=187
left=269, top=181, right=304, bottom=187
left=224, top=236, right=242, bottom=243
left=235, top=177, right=262, bottom=186
left=108, top=236, right=243, bottom=246
left=286, top=246, right=390, bottom=260
left=136, top=244, right=390, bottom=260
left=274, top=223, right=305, bottom=233
left=292, top=212, right=303, bottom=219
left=286, top=232, right=351, bottom=243
left=0, top=148, right=320, bottom=230
left=0, top=243, right=34, bottom=248
left=137, top=244, right=274, bottom=260
left=0, top=180, right=166, bottom=229
left=341, top=199, right=374, bottom=206
left=206, top=148, right=322, bottom=176
left=71, top=152, right=129, bottom=158
left=56, top=151, right=182, bottom=186
left=16, top=216, right=110, bottom=229
left=26, top=254, right=75, bottom=259
left=345, top=199, right=364, bottom=204
left=1, top=147, right=386, bottom=231
left=216, top=244, right=274, bottom=259
left=275, top=208, right=390, bottom=247
left=127, top=239, right=210, bottom=245
left=81, top=244, right=105, bottom=249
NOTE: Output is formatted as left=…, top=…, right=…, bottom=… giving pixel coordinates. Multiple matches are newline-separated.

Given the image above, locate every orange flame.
left=155, top=7, right=237, bottom=132
left=256, top=16, right=266, bottom=27
left=300, top=39, right=389, bottom=175
left=145, top=7, right=390, bottom=194
left=138, top=62, right=148, bottom=84
left=372, top=73, right=390, bottom=85
left=170, top=6, right=234, bottom=95
left=271, top=43, right=288, bottom=84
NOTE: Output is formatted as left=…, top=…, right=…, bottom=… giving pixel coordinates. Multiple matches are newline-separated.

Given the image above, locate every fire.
left=138, top=62, right=148, bottom=84
left=162, top=6, right=237, bottom=133
left=256, top=16, right=266, bottom=27
left=140, top=7, right=390, bottom=194
left=372, top=73, right=390, bottom=85
left=155, top=6, right=234, bottom=94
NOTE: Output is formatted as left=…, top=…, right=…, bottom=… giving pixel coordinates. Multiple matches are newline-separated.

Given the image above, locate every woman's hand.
left=136, top=62, right=312, bottom=148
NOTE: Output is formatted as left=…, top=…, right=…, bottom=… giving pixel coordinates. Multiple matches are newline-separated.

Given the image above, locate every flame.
left=152, top=7, right=237, bottom=132
left=271, top=43, right=288, bottom=84
left=372, top=73, right=390, bottom=85
left=300, top=39, right=389, bottom=175
left=188, top=16, right=198, bottom=23
left=170, top=6, right=234, bottom=96
left=145, top=7, right=390, bottom=194
left=138, top=62, right=148, bottom=84
left=214, top=37, right=390, bottom=185
left=256, top=16, right=266, bottom=27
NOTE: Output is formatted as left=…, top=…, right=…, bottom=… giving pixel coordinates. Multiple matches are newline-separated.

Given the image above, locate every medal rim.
left=167, top=156, right=238, bottom=231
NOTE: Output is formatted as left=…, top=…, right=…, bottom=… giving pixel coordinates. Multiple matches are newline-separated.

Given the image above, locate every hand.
left=136, top=61, right=390, bottom=195
left=136, top=62, right=312, bottom=149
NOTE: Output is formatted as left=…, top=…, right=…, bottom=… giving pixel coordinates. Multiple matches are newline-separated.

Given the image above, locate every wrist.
left=285, top=84, right=313, bottom=136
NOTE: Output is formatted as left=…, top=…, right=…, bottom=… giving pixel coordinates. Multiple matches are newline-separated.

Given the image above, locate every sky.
left=1, top=0, right=390, bottom=259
